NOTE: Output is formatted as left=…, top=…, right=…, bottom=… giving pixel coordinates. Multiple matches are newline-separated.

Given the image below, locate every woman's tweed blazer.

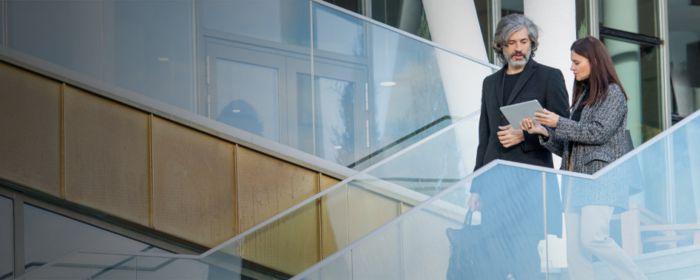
left=540, top=83, right=630, bottom=211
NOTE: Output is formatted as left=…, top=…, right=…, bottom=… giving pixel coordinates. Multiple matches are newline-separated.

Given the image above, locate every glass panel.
left=299, top=164, right=550, bottom=279
left=575, top=0, right=591, bottom=38
left=474, top=0, right=494, bottom=62
left=26, top=104, right=700, bottom=280
left=130, top=257, right=212, bottom=279
left=294, top=71, right=361, bottom=164
left=23, top=204, right=156, bottom=275
left=668, top=0, right=700, bottom=122
left=295, top=74, right=315, bottom=154
left=24, top=252, right=241, bottom=280
left=214, top=58, right=278, bottom=139
left=603, top=37, right=663, bottom=144
left=313, top=3, right=495, bottom=168
left=322, top=0, right=361, bottom=14
left=300, top=113, right=700, bottom=279
left=0, top=2, right=4, bottom=47
left=201, top=0, right=310, bottom=48
left=315, top=76, right=357, bottom=165
left=599, top=0, right=658, bottom=37
left=7, top=1, right=104, bottom=76
left=0, top=196, right=12, bottom=279
left=111, top=0, right=195, bottom=111
left=23, top=252, right=136, bottom=279
left=198, top=113, right=480, bottom=276
left=501, top=0, right=523, bottom=15
left=314, top=4, right=365, bottom=57
left=6, top=0, right=195, bottom=111
left=370, top=0, right=430, bottom=40
left=3, top=0, right=496, bottom=170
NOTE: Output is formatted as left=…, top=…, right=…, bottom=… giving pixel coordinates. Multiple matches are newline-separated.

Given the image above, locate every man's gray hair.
left=493, top=14, right=539, bottom=63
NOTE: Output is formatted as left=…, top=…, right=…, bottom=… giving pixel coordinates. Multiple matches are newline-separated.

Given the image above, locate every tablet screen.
left=499, top=100, right=543, bottom=127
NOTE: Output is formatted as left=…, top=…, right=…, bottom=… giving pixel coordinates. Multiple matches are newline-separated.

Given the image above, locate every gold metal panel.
left=321, top=183, right=349, bottom=258
left=400, top=203, right=412, bottom=213
left=236, top=146, right=319, bottom=273
left=236, top=146, right=317, bottom=231
left=241, top=202, right=319, bottom=275
left=63, top=86, right=149, bottom=225
left=320, top=174, right=344, bottom=257
left=347, top=186, right=400, bottom=241
left=0, top=63, right=60, bottom=195
left=320, top=174, right=339, bottom=191
left=152, top=118, right=235, bottom=247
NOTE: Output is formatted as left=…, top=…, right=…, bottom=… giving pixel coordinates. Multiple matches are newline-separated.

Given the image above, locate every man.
left=469, top=14, right=569, bottom=279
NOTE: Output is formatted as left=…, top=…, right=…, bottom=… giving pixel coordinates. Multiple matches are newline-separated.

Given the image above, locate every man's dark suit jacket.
left=472, top=59, right=569, bottom=237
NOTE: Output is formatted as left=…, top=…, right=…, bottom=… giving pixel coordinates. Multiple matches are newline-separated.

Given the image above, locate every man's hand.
left=497, top=124, right=525, bottom=148
left=520, top=118, right=549, bottom=137
left=467, top=193, right=481, bottom=211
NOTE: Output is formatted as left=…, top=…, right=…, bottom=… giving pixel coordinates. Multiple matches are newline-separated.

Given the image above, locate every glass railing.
left=21, top=111, right=700, bottom=279
left=296, top=111, right=700, bottom=279
left=0, top=0, right=496, bottom=169
left=20, top=109, right=481, bottom=279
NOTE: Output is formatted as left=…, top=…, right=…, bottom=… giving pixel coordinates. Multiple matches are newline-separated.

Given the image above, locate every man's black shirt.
left=503, top=72, right=523, bottom=105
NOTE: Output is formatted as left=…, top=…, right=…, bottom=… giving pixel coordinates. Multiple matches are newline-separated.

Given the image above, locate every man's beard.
left=507, top=49, right=531, bottom=67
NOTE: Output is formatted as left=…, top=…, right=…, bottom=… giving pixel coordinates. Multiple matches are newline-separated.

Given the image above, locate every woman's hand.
left=534, top=109, right=560, bottom=128
left=520, top=118, right=549, bottom=137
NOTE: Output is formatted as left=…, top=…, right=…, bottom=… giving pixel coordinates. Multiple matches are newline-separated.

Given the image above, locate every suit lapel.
left=494, top=67, right=507, bottom=107
left=505, top=60, right=539, bottom=105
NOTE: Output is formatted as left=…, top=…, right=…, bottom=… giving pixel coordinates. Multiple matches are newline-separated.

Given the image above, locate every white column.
left=524, top=0, right=576, bottom=173
left=524, top=0, right=577, bottom=99
left=422, top=0, right=488, bottom=63
left=422, top=0, right=491, bottom=119
left=422, top=0, right=493, bottom=173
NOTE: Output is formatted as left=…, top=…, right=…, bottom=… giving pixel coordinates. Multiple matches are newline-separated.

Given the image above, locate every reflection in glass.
left=23, top=204, right=156, bottom=275
left=3, top=0, right=496, bottom=173
left=501, top=0, right=523, bottom=15
left=369, top=0, right=431, bottom=40
left=7, top=0, right=195, bottom=111
left=474, top=0, right=495, bottom=63
left=202, top=0, right=310, bottom=48
left=316, top=77, right=356, bottom=165
left=322, top=0, right=361, bottom=14
left=214, top=59, right=277, bottom=139
left=366, top=25, right=450, bottom=154
left=668, top=0, right=700, bottom=122
left=599, top=0, right=658, bottom=37
left=575, top=0, right=591, bottom=38
left=0, top=2, right=4, bottom=47
left=314, top=4, right=365, bottom=57
left=0, top=196, right=12, bottom=279
left=297, top=74, right=358, bottom=165
left=604, top=38, right=662, bottom=144
left=112, top=0, right=195, bottom=111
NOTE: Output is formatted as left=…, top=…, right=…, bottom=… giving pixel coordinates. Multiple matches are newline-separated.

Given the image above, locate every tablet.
left=499, top=99, right=544, bottom=127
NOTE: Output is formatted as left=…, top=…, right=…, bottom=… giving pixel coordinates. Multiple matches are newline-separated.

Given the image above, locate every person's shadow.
left=216, top=99, right=264, bottom=136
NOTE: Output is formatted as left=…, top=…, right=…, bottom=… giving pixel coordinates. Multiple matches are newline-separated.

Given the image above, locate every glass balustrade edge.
left=293, top=111, right=700, bottom=278
left=596, top=109, right=700, bottom=175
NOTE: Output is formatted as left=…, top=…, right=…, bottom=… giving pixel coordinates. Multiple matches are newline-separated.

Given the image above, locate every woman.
left=520, top=36, right=647, bottom=280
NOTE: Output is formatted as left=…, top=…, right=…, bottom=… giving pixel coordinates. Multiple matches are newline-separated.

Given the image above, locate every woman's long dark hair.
left=570, top=36, right=627, bottom=107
